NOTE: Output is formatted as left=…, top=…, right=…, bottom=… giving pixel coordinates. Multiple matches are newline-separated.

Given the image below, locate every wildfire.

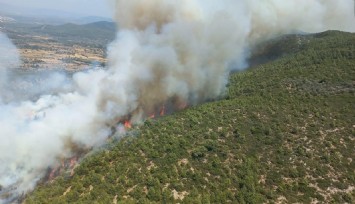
left=48, top=168, right=57, bottom=181
left=44, top=102, right=189, bottom=184
left=47, top=156, right=79, bottom=181
left=178, top=102, right=188, bottom=110
left=69, top=157, right=77, bottom=168
left=160, top=105, right=166, bottom=116
left=124, top=121, right=132, bottom=129
left=69, top=157, right=78, bottom=176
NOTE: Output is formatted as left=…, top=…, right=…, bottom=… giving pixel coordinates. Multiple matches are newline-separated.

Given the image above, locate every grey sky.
left=0, top=0, right=113, bottom=17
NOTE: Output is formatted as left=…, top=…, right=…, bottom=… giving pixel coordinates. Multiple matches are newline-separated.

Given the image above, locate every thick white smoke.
left=0, top=33, right=21, bottom=102
left=0, top=0, right=354, bottom=201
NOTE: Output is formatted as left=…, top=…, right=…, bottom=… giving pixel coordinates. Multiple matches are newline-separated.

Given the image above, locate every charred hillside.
left=25, top=31, right=355, bottom=203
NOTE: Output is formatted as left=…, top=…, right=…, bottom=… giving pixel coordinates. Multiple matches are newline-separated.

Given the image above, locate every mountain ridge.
left=0, top=3, right=112, bottom=25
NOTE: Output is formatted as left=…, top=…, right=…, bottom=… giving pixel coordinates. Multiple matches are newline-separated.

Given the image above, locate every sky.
left=0, top=0, right=113, bottom=18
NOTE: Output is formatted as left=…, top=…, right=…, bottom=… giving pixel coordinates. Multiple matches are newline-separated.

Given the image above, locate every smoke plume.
left=0, top=0, right=354, bottom=201
left=0, top=33, right=20, bottom=102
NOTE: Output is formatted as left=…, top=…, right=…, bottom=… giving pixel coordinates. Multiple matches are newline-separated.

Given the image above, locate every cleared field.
left=0, top=21, right=115, bottom=70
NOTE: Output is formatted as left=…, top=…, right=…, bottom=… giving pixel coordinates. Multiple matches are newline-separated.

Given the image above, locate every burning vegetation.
left=1, top=0, right=355, bottom=203
left=25, top=30, right=355, bottom=203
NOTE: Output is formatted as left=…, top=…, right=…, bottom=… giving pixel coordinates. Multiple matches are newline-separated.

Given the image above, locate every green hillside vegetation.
left=32, top=21, right=116, bottom=47
left=248, top=33, right=310, bottom=67
left=2, top=21, right=116, bottom=48
left=25, top=31, right=355, bottom=203
left=35, top=21, right=116, bottom=38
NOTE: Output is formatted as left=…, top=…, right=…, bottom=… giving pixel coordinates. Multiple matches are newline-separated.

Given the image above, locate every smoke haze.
left=1, top=0, right=354, bottom=201
left=0, top=33, right=20, bottom=102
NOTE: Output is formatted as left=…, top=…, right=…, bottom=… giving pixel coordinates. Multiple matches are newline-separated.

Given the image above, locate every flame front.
left=124, top=121, right=132, bottom=129
left=160, top=105, right=166, bottom=116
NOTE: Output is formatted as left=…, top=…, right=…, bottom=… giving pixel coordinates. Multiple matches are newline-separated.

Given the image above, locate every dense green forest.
left=25, top=31, right=355, bottom=203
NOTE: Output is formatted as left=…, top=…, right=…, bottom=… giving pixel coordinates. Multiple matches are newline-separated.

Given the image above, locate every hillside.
left=25, top=31, right=355, bottom=203
left=2, top=20, right=116, bottom=47
left=31, top=21, right=116, bottom=46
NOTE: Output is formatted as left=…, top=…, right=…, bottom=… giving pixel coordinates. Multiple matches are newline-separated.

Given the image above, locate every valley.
left=0, top=19, right=115, bottom=71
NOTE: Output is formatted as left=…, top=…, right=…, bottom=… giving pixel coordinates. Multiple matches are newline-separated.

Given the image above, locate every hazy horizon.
left=0, top=0, right=113, bottom=18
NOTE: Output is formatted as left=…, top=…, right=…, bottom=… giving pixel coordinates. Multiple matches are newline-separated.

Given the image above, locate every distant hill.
left=73, top=16, right=113, bottom=25
left=1, top=17, right=116, bottom=47
left=0, top=2, right=77, bottom=25
left=30, top=21, right=116, bottom=46
left=34, top=21, right=116, bottom=38
left=0, top=2, right=113, bottom=25
left=25, top=31, right=355, bottom=203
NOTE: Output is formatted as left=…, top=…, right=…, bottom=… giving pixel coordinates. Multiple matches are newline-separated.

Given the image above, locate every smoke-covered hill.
left=24, top=30, right=355, bottom=203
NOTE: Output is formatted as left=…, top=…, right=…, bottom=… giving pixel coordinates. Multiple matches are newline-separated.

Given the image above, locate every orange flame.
left=69, top=157, right=77, bottom=168
left=160, top=105, right=166, bottom=116
left=49, top=168, right=57, bottom=180
left=178, top=102, right=188, bottom=110
left=124, top=121, right=132, bottom=129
